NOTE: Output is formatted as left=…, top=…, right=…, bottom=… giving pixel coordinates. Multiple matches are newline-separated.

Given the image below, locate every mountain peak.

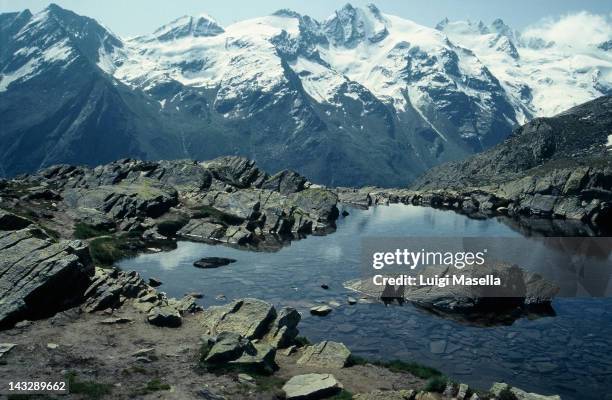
left=153, top=14, right=224, bottom=41
left=325, top=2, right=388, bottom=46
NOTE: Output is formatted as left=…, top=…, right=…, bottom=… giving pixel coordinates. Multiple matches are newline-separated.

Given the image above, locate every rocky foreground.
left=0, top=156, right=565, bottom=399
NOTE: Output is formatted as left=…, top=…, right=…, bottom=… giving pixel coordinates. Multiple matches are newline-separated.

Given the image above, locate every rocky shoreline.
left=0, top=156, right=565, bottom=399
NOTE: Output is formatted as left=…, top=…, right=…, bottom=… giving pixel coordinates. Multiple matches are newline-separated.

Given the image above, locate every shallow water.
left=120, top=205, right=612, bottom=399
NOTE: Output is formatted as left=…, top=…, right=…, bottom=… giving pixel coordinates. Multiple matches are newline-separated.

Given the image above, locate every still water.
left=119, top=205, right=612, bottom=400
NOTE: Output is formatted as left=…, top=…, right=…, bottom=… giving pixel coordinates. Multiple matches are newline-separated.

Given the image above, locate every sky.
left=0, top=0, right=610, bottom=38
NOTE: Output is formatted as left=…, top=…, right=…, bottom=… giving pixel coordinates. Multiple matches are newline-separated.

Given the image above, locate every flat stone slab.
left=297, top=341, right=351, bottom=369
left=282, top=373, right=342, bottom=400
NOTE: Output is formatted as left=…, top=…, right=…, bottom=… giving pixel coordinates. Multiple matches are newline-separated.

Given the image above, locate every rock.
left=147, top=305, right=182, bottom=328
left=415, top=393, right=442, bottom=400
left=320, top=284, right=329, bottom=290
left=283, top=345, right=297, bottom=356
left=490, top=382, right=561, bottom=400
left=168, top=295, right=201, bottom=315
left=261, top=170, right=307, bottom=194
left=354, top=390, right=415, bottom=400
left=83, top=268, right=150, bottom=313
left=187, top=292, right=204, bottom=299
left=201, top=298, right=277, bottom=339
left=263, top=307, right=301, bottom=348
left=62, top=179, right=179, bottom=221
left=237, top=373, right=255, bottom=384
left=0, top=228, right=93, bottom=328
left=328, top=300, right=341, bottom=307
left=457, top=383, right=469, bottom=400
left=148, top=277, right=162, bottom=287
left=344, top=262, right=558, bottom=315
left=297, top=341, right=351, bottom=368
left=469, top=394, right=480, bottom=400
left=282, top=373, right=343, bottom=400
left=197, top=388, right=226, bottom=400
left=100, top=317, right=133, bottom=325
left=347, top=296, right=357, bottom=305
left=310, top=305, right=332, bottom=316
left=178, top=220, right=227, bottom=241
left=429, top=340, right=446, bottom=354
left=0, top=210, right=32, bottom=230
left=230, top=342, right=277, bottom=374
left=131, top=348, right=155, bottom=357
left=205, top=332, right=253, bottom=363
left=203, top=156, right=268, bottom=188
left=47, top=343, right=59, bottom=349
left=0, top=343, right=16, bottom=358
left=193, top=257, right=237, bottom=269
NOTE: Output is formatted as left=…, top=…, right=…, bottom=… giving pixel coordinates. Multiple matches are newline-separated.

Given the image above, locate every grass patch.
left=252, top=375, right=285, bottom=393
left=294, top=336, right=311, bottom=347
left=74, top=223, right=112, bottom=239
left=89, top=236, right=128, bottom=266
left=192, top=205, right=245, bottom=225
left=329, top=390, right=353, bottom=399
left=130, top=379, right=171, bottom=396
left=423, top=375, right=449, bottom=393
left=498, top=387, right=518, bottom=400
left=66, top=372, right=112, bottom=399
left=347, top=356, right=443, bottom=381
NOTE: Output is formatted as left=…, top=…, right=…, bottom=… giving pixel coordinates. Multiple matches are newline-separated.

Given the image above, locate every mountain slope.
left=0, top=3, right=610, bottom=186
left=411, top=95, right=612, bottom=190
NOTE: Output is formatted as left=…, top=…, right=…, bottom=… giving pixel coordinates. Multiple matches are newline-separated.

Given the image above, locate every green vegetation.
left=65, top=372, right=112, bottom=400
left=347, top=356, right=443, bottom=381
left=192, top=205, right=244, bottom=225
left=251, top=375, right=285, bottom=393
left=293, top=335, right=311, bottom=347
left=130, top=379, right=171, bottom=396
left=498, top=387, right=518, bottom=400
left=73, top=223, right=112, bottom=239
left=329, top=390, right=354, bottom=399
left=423, top=376, right=450, bottom=393
left=89, top=235, right=129, bottom=266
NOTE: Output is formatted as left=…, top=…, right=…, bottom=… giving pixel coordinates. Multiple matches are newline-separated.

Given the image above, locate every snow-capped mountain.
left=1, top=3, right=610, bottom=186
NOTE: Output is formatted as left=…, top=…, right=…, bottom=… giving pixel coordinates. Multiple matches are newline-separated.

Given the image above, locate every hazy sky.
left=0, top=0, right=610, bottom=37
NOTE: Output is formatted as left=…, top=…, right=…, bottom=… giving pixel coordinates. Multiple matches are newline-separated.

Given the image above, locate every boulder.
left=193, top=257, right=237, bottom=269
left=297, top=341, right=351, bottom=368
left=0, top=228, right=93, bottom=328
left=178, top=220, right=227, bottom=241
left=203, top=156, right=268, bottom=188
left=83, top=268, right=150, bottom=312
left=262, top=307, right=301, bottom=348
left=201, top=298, right=277, bottom=339
left=282, top=373, right=343, bottom=400
left=344, top=262, right=558, bottom=314
left=147, top=305, right=182, bottom=328
left=205, top=332, right=253, bottom=363
left=262, top=170, right=307, bottom=194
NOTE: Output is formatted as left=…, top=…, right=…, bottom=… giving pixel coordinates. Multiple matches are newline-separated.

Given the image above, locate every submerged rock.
left=282, top=373, right=343, bottom=400
left=193, top=257, right=237, bottom=269
left=310, top=305, right=332, bottom=316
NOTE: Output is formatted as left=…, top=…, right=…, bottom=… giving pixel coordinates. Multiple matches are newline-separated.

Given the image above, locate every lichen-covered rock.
left=282, top=373, right=343, bottom=400
left=297, top=341, right=351, bottom=368
left=201, top=298, right=277, bottom=339
left=490, top=382, right=561, bottom=400
left=0, top=228, right=93, bottom=328
left=147, top=305, right=182, bottom=327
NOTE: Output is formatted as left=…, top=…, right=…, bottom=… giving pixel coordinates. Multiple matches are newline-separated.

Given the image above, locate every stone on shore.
left=147, top=305, right=182, bottom=328
left=282, top=373, right=342, bottom=400
left=354, top=390, right=416, bottom=400
left=490, top=382, right=561, bottom=400
left=297, top=341, right=351, bottom=368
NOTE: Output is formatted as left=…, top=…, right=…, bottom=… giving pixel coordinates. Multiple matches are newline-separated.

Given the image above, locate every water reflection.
left=120, top=204, right=612, bottom=400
